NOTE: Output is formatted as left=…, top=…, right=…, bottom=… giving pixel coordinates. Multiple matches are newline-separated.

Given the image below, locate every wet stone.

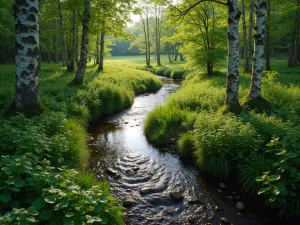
left=188, top=196, right=202, bottom=204
left=220, top=217, right=230, bottom=224
left=215, top=206, right=224, bottom=213
left=220, top=183, right=226, bottom=189
left=237, top=213, right=244, bottom=217
left=140, top=187, right=151, bottom=194
left=170, top=191, right=184, bottom=201
left=132, top=166, right=140, bottom=171
left=188, top=217, right=195, bottom=223
left=125, top=121, right=129, bottom=124
left=217, top=189, right=223, bottom=193
left=227, top=196, right=233, bottom=200
left=105, top=168, right=118, bottom=176
left=123, top=199, right=136, bottom=207
left=236, top=202, right=244, bottom=211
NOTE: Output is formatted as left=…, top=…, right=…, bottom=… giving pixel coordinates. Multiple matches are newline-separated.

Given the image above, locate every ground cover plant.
left=0, top=60, right=162, bottom=224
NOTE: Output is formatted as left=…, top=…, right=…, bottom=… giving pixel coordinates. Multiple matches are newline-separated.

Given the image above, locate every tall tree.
left=225, top=0, right=241, bottom=106
left=98, top=32, right=105, bottom=71
left=73, top=0, right=91, bottom=84
left=12, top=0, right=40, bottom=111
left=288, top=0, right=300, bottom=67
left=241, top=0, right=248, bottom=72
left=154, top=3, right=163, bottom=66
left=245, top=0, right=254, bottom=73
left=265, top=0, right=271, bottom=70
left=249, top=0, right=267, bottom=99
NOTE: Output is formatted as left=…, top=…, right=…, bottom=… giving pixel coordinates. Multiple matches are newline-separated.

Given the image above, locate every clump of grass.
left=171, top=69, right=189, bottom=79
left=177, top=133, right=195, bottom=161
left=144, top=106, right=186, bottom=145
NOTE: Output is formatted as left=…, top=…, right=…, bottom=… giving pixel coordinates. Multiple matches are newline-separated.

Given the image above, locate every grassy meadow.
left=144, top=57, right=300, bottom=217
left=0, top=58, right=162, bottom=224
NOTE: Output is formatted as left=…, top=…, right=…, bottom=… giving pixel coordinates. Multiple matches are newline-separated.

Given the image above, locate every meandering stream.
left=88, top=78, right=286, bottom=225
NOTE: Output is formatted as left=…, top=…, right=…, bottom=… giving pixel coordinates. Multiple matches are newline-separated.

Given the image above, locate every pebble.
left=236, top=196, right=240, bottom=199
left=236, top=202, right=244, bottom=211
left=217, top=189, right=223, bottom=193
left=220, top=183, right=226, bottom=189
left=132, top=166, right=140, bottom=171
left=188, top=217, right=195, bottom=223
left=215, top=206, right=224, bottom=213
left=106, top=168, right=118, bottom=176
left=220, top=217, right=230, bottom=224
left=123, top=199, right=136, bottom=207
left=237, top=213, right=244, bottom=217
left=227, top=196, right=233, bottom=200
left=125, top=121, right=129, bottom=124
left=140, top=187, right=151, bottom=194
left=188, top=197, right=202, bottom=204
left=170, top=191, right=184, bottom=201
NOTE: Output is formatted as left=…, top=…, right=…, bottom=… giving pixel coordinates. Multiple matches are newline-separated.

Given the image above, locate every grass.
left=0, top=57, right=162, bottom=224
left=143, top=57, right=300, bottom=217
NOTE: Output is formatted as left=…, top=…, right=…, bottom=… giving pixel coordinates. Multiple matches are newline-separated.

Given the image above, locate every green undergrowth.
left=144, top=59, right=300, bottom=217
left=0, top=61, right=162, bottom=224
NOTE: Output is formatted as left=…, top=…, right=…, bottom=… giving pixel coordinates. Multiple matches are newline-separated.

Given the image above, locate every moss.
left=4, top=102, right=44, bottom=118
left=219, top=103, right=243, bottom=115
left=241, top=95, right=272, bottom=113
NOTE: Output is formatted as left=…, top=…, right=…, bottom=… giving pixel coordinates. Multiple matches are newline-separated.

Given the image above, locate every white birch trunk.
left=249, top=0, right=267, bottom=99
left=13, top=0, right=40, bottom=109
left=225, top=0, right=241, bottom=105
left=242, top=0, right=249, bottom=73
left=73, top=0, right=90, bottom=84
left=246, top=1, right=255, bottom=72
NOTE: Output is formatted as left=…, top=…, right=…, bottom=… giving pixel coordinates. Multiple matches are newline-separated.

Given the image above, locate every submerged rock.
left=220, top=183, right=226, bottom=189
left=215, top=206, right=224, bottom=213
left=132, top=166, right=140, bottom=171
left=236, top=202, right=244, bottom=211
left=140, top=187, right=152, bottom=194
left=106, top=168, right=118, bottom=176
left=123, top=199, right=136, bottom=207
left=170, top=191, right=184, bottom=201
left=220, top=217, right=230, bottom=224
left=188, top=196, right=202, bottom=204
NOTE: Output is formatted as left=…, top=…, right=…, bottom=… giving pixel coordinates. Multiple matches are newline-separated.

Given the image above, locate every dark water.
left=88, top=78, right=291, bottom=225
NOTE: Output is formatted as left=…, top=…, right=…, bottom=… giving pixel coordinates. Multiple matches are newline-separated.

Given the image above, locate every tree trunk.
left=96, top=35, right=99, bottom=64
left=265, top=0, right=271, bottom=70
left=225, top=0, right=241, bottom=106
left=98, top=32, right=105, bottom=71
left=180, top=53, right=184, bottom=61
left=146, top=6, right=151, bottom=67
left=174, top=45, right=178, bottom=61
left=48, top=47, right=51, bottom=63
left=57, top=0, right=72, bottom=71
left=73, top=0, right=90, bottom=84
left=245, top=1, right=254, bottom=73
left=249, top=0, right=267, bottom=99
left=13, top=0, right=40, bottom=109
left=288, top=9, right=298, bottom=67
left=155, top=5, right=161, bottom=66
left=293, top=0, right=300, bottom=65
left=75, top=26, right=79, bottom=66
left=242, top=0, right=248, bottom=72
left=68, top=7, right=76, bottom=72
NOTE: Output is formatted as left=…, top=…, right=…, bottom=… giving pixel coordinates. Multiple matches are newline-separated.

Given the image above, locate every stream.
left=88, top=78, right=287, bottom=225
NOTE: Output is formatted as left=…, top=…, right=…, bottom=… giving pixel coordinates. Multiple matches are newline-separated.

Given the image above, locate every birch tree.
left=265, top=0, right=271, bottom=71
left=12, top=0, right=40, bottom=111
left=73, top=0, right=91, bottom=84
left=249, top=0, right=267, bottom=99
left=245, top=0, right=254, bottom=73
left=241, top=0, right=248, bottom=72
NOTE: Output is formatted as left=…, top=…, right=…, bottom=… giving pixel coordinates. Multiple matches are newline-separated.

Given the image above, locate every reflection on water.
left=88, top=78, right=289, bottom=225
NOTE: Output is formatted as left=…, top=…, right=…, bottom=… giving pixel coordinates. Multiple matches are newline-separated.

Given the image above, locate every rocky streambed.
left=88, top=77, right=289, bottom=225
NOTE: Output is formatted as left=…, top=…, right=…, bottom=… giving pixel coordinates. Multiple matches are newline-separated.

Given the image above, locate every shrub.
left=193, top=112, right=261, bottom=178
left=255, top=138, right=300, bottom=218
left=0, top=154, right=124, bottom=225
left=177, top=133, right=195, bottom=161
left=170, top=70, right=187, bottom=79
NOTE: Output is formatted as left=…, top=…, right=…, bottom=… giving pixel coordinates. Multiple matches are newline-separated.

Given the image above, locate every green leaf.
left=54, top=199, right=69, bottom=211
left=286, top=152, right=297, bottom=158
left=255, top=175, right=266, bottom=182
left=32, top=198, right=45, bottom=210
left=44, top=196, right=56, bottom=204
left=268, top=175, right=281, bottom=182
left=258, top=188, right=269, bottom=195
left=101, top=216, right=109, bottom=224
left=0, top=193, right=11, bottom=203
left=87, top=216, right=102, bottom=223
left=273, top=187, right=280, bottom=195
left=93, top=204, right=104, bottom=213
left=14, top=178, right=26, bottom=188
left=27, top=207, right=39, bottom=216
left=65, top=212, right=74, bottom=218
left=27, top=216, right=38, bottom=223
left=39, top=209, right=53, bottom=221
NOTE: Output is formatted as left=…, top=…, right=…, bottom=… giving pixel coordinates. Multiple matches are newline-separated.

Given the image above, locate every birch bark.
left=249, top=0, right=267, bottom=99
left=225, top=0, right=241, bottom=105
left=13, top=0, right=40, bottom=109
left=73, top=0, right=90, bottom=84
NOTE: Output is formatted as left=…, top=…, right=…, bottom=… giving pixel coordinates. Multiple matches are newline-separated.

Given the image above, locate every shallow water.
left=88, top=78, right=289, bottom=225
